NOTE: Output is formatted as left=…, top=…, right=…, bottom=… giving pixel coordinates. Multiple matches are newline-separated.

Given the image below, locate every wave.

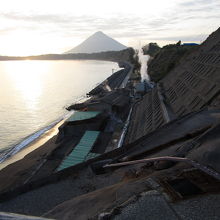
left=0, top=111, right=73, bottom=163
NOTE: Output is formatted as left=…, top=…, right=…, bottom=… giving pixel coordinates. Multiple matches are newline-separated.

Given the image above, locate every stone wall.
left=125, top=87, right=166, bottom=144
left=161, top=28, right=220, bottom=117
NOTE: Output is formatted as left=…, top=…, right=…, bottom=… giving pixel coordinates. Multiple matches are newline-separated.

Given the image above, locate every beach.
left=0, top=119, right=65, bottom=171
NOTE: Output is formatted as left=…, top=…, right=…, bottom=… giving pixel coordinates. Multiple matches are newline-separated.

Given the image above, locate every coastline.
left=0, top=28, right=220, bottom=220
left=0, top=119, right=65, bottom=171
left=0, top=62, right=133, bottom=193
left=0, top=59, right=115, bottom=169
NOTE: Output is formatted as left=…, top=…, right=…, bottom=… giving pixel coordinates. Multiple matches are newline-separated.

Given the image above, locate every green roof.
left=57, top=131, right=100, bottom=171
left=85, top=152, right=100, bottom=160
left=67, top=111, right=100, bottom=122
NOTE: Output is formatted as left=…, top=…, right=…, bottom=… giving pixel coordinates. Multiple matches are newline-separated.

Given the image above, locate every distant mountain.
left=64, top=31, right=127, bottom=54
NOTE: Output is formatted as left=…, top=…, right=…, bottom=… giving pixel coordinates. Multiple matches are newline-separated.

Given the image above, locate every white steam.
left=138, top=48, right=150, bottom=82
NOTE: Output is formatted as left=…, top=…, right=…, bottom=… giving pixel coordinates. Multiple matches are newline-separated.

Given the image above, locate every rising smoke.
left=138, top=47, right=150, bottom=82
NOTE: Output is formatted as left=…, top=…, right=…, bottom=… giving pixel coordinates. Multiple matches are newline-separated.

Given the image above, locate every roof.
left=182, top=43, right=199, bottom=45
left=67, top=111, right=100, bottom=122
left=57, top=131, right=100, bottom=171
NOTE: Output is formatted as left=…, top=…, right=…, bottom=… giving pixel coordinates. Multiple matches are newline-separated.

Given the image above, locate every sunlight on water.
left=0, top=60, right=119, bottom=152
left=3, top=61, right=49, bottom=110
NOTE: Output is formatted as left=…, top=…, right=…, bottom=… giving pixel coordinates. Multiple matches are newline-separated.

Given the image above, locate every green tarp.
left=67, top=111, right=100, bottom=122
left=57, top=131, right=100, bottom=171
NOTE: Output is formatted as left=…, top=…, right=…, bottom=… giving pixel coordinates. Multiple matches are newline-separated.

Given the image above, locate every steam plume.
left=138, top=47, right=150, bottom=82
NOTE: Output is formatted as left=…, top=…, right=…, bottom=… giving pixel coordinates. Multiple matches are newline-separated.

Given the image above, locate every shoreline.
left=0, top=119, right=65, bottom=171
left=0, top=63, right=133, bottom=193
left=0, top=65, right=115, bottom=169
left=0, top=59, right=120, bottom=165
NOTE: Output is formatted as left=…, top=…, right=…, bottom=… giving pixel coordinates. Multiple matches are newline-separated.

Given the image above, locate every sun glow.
left=4, top=61, right=49, bottom=109
left=0, top=31, right=66, bottom=56
left=0, top=0, right=218, bottom=55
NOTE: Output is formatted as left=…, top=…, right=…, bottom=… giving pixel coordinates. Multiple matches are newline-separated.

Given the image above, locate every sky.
left=0, top=0, right=219, bottom=56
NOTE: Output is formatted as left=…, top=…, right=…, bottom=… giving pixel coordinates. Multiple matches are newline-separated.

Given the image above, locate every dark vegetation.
left=147, top=41, right=198, bottom=82
left=142, top=42, right=161, bottom=57
left=0, top=48, right=135, bottom=63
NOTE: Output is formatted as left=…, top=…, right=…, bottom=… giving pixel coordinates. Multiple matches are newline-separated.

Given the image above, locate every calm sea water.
left=0, top=60, right=118, bottom=157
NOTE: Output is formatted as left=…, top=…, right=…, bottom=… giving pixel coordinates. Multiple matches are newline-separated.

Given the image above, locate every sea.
left=0, top=60, right=118, bottom=162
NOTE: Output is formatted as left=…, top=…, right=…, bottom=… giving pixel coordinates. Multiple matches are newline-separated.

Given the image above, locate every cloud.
left=1, top=13, right=72, bottom=24
left=0, top=27, right=16, bottom=34
left=179, top=0, right=217, bottom=7
left=0, top=0, right=219, bottom=54
left=178, top=0, right=220, bottom=15
left=1, top=0, right=219, bottom=38
left=152, top=34, right=208, bottom=42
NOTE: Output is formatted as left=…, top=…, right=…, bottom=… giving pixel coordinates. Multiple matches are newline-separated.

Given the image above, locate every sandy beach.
left=0, top=119, right=67, bottom=192
left=0, top=119, right=65, bottom=171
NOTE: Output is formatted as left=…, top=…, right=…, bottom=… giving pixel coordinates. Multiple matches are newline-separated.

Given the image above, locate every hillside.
left=142, top=42, right=161, bottom=57
left=147, top=42, right=198, bottom=82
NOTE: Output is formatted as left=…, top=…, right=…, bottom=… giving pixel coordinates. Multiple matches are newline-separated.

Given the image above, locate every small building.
left=134, top=80, right=154, bottom=96
left=182, top=43, right=199, bottom=46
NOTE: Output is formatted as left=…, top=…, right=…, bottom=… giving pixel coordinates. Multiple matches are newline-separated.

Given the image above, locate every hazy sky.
left=0, top=0, right=219, bottom=55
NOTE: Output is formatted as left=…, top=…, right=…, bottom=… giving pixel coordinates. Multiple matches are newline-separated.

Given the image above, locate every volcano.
left=64, top=31, right=127, bottom=54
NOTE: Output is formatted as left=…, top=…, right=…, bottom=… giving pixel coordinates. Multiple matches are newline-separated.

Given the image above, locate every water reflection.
left=3, top=61, right=49, bottom=109
left=0, top=60, right=118, bottom=152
